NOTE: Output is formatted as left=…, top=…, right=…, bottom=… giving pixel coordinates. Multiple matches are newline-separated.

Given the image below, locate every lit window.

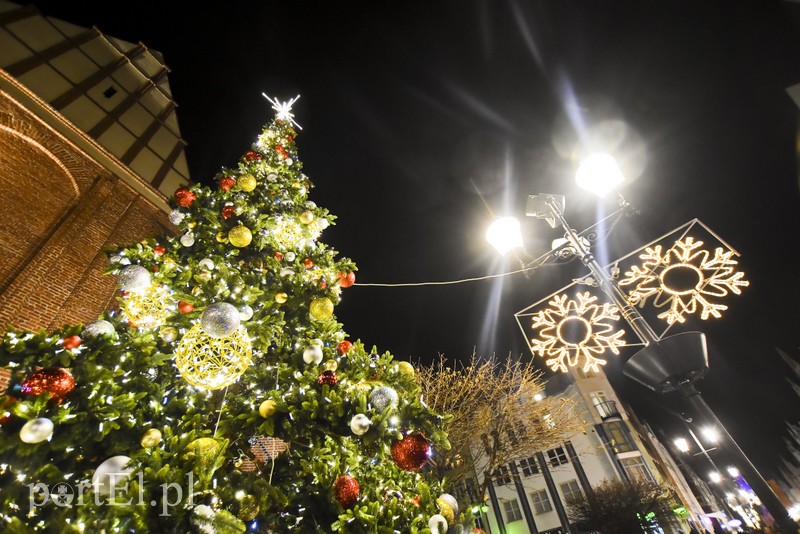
left=503, top=498, right=523, bottom=522
left=620, top=456, right=653, bottom=481
left=560, top=479, right=583, bottom=504
left=530, top=489, right=553, bottom=514
left=603, top=421, right=636, bottom=453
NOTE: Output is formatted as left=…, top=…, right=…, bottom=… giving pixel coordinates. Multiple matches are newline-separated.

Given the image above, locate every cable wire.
left=354, top=265, right=537, bottom=287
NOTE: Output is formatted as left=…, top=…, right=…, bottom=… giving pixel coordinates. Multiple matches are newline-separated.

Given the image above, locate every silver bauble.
left=349, top=414, right=371, bottom=436
left=180, top=232, right=195, bottom=247
left=92, top=456, right=134, bottom=495
left=198, top=258, right=215, bottom=271
left=83, top=320, right=115, bottom=339
left=369, top=386, right=399, bottom=413
left=118, top=265, right=151, bottom=293
left=169, top=209, right=186, bottom=225
left=429, top=514, right=448, bottom=534
left=303, top=343, right=323, bottom=365
left=239, top=305, right=254, bottom=321
left=200, top=302, right=241, bottom=338
left=280, top=267, right=296, bottom=277
left=285, top=252, right=296, bottom=262
left=20, top=418, right=54, bottom=443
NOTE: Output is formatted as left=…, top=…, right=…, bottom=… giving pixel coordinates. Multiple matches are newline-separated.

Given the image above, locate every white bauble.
left=349, top=414, right=372, bottom=436
left=198, top=258, right=215, bottom=271
left=303, top=343, right=323, bottom=365
left=180, top=232, right=195, bottom=247
left=428, top=514, right=448, bottom=534
left=239, top=305, right=254, bottom=321
left=91, top=455, right=134, bottom=495
left=20, top=418, right=54, bottom=443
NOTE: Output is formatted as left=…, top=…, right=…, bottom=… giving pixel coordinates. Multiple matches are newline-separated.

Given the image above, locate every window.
left=547, top=446, right=569, bottom=467
left=560, top=479, right=582, bottom=504
left=494, top=465, right=512, bottom=486
left=102, top=85, right=118, bottom=99
left=518, top=456, right=539, bottom=477
left=530, top=489, right=553, bottom=514
left=620, top=456, right=653, bottom=481
left=590, top=391, right=617, bottom=419
left=503, top=498, right=523, bottom=522
left=603, top=421, right=636, bottom=453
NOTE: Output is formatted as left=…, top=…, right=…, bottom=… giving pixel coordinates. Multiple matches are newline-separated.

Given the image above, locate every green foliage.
left=0, top=110, right=449, bottom=532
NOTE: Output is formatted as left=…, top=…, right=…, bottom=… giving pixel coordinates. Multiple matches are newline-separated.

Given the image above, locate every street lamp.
left=488, top=155, right=797, bottom=532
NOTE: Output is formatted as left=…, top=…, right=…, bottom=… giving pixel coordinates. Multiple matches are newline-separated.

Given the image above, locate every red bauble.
left=303, top=258, right=314, bottom=269
left=219, top=176, right=236, bottom=191
left=0, top=396, right=16, bottom=425
left=317, top=370, right=337, bottom=386
left=221, top=206, right=236, bottom=219
left=338, top=271, right=356, bottom=288
left=174, top=187, right=196, bottom=208
left=62, top=335, right=82, bottom=350
left=244, top=150, right=263, bottom=162
left=21, top=368, right=75, bottom=400
left=337, top=340, right=353, bottom=355
left=391, top=433, right=430, bottom=471
left=274, top=252, right=283, bottom=261
left=319, top=280, right=327, bottom=289
left=333, top=475, right=360, bottom=508
left=178, top=301, right=195, bottom=314
left=153, top=245, right=166, bottom=256
left=151, top=264, right=159, bottom=272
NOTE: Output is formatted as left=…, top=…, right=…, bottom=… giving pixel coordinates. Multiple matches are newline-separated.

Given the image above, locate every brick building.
left=0, top=2, right=187, bottom=332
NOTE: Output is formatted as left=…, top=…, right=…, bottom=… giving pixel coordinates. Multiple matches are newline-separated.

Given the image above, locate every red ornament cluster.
left=174, top=187, right=196, bottom=208
left=275, top=144, right=287, bottom=159
left=178, top=301, right=195, bottom=314
left=338, top=271, right=356, bottom=288
left=221, top=206, right=236, bottom=219
left=317, top=370, right=337, bottom=386
left=219, top=176, right=236, bottom=191
left=336, top=340, right=353, bottom=355
left=244, top=150, right=263, bottom=162
left=390, top=433, right=430, bottom=471
left=21, top=367, right=75, bottom=401
left=333, top=475, right=360, bottom=508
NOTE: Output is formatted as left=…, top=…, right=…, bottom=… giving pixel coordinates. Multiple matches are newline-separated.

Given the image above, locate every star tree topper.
left=262, top=93, right=302, bottom=130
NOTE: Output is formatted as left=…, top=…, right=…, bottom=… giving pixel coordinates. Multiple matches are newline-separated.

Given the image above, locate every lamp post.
left=486, top=154, right=797, bottom=532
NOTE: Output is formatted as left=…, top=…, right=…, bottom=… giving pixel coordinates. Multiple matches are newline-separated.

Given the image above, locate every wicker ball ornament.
left=333, top=475, right=360, bottom=508
left=123, top=286, right=173, bottom=329
left=174, top=323, right=252, bottom=390
left=391, top=433, right=431, bottom=471
left=21, top=368, right=75, bottom=400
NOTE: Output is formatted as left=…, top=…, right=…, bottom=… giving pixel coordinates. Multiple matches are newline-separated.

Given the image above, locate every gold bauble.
left=174, top=323, right=253, bottom=390
left=275, top=292, right=288, bottom=304
left=228, top=226, right=253, bottom=248
left=238, top=494, right=260, bottom=521
left=238, top=174, right=257, bottom=192
left=436, top=497, right=455, bottom=524
left=197, top=271, right=212, bottom=282
left=192, top=286, right=203, bottom=296
left=216, top=232, right=228, bottom=243
left=160, top=326, right=179, bottom=342
left=324, top=359, right=338, bottom=371
left=187, top=221, right=197, bottom=229
left=309, top=297, right=334, bottom=321
left=299, top=210, right=314, bottom=225
left=259, top=399, right=277, bottom=418
left=140, top=428, right=163, bottom=448
left=397, top=361, right=415, bottom=378
left=123, top=285, right=173, bottom=329
left=183, top=437, right=225, bottom=474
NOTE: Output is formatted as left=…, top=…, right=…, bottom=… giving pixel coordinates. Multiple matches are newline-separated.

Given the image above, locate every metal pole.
left=680, top=381, right=798, bottom=533
left=508, top=460, right=539, bottom=533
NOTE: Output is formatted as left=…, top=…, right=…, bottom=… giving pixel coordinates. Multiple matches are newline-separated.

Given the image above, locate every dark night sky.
left=28, top=1, right=800, bottom=481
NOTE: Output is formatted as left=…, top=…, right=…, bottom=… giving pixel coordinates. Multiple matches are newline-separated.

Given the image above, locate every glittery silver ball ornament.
left=198, top=258, right=215, bottom=271
left=20, top=417, right=54, bottom=443
left=369, top=386, right=399, bottom=413
left=349, top=414, right=371, bottom=436
left=118, top=265, right=151, bottom=293
left=303, top=343, right=323, bottom=365
left=180, top=232, right=195, bottom=247
left=239, top=305, right=254, bottom=321
left=169, top=209, right=186, bottom=225
left=83, top=320, right=115, bottom=339
left=200, top=302, right=241, bottom=338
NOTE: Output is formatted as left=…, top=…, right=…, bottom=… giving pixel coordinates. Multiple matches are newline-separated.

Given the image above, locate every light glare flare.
left=486, top=216, right=523, bottom=256
left=575, top=153, right=624, bottom=198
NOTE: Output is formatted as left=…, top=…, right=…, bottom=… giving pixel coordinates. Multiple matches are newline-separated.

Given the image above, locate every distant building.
left=0, top=2, right=186, bottom=332
left=464, top=366, right=712, bottom=534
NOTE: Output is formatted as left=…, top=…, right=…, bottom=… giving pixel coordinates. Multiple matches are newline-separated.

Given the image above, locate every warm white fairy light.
left=620, top=237, right=749, bottom=324
left=528, top=292, right=626, bottom=373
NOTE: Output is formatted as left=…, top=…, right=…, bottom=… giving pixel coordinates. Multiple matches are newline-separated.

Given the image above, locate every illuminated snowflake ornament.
left=262, top=93, right=302, bottom=130
left=529, top=292, right=627, bottom=373
left=619, top=237, right=749, bottom=325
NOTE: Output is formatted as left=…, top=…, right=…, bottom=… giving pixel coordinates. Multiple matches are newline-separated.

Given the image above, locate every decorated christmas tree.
left=0, top=96, right=456, bottom=533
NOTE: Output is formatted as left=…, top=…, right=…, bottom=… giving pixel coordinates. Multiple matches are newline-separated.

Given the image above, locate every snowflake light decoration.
left=619, top=237, right=749, bottom=325
left=529, top=292, right=626, bottom=373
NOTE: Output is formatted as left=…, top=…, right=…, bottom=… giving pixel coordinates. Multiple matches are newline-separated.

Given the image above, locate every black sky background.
left=27, top=1, right=800, bottom=481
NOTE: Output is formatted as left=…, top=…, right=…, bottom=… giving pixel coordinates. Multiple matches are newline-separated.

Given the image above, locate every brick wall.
left=0, top=89, right=172, bottom=332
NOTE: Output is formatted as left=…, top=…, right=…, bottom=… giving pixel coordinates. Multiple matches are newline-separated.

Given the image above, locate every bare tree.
left=417, top=354, right=579, bottom=502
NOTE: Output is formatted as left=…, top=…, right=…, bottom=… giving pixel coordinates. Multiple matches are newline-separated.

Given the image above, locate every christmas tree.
left=0, top=96, right=455, bottom=533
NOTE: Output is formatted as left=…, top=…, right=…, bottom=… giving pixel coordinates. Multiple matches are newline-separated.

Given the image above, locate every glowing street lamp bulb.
left=575, top=153, right=624, bottom=198
left=674, top=437, right=690, bottom=453
left=709, top=471, right=722, bottom=484
left=727, top=466, right=740, bottom=478
left=486, top=216, right=523, bottom=256
left=702, top=426, right=720, bottom=443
